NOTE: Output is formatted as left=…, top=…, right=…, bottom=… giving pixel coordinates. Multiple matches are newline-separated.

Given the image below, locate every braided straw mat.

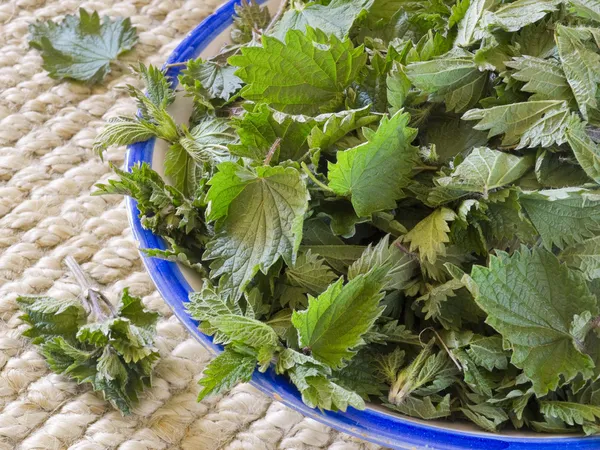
left=0, top=1, right=391, bottom=449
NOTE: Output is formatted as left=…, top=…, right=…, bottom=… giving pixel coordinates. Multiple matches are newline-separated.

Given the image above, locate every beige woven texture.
left=0, top=1, right=389, bottom=449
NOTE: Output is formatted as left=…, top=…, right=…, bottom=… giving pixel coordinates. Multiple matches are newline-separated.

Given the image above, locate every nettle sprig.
left=17, top=256, right=159, bottom=415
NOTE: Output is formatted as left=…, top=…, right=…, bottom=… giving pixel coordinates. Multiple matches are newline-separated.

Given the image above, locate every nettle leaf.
left=180, top=116, right=237, bottom=167
left=17, top=296, right=87, bottom=342
left=405, top=54, right=487, bottom=112
left=436, top=147, right=534, bottom=195
left=512, top=19, right=556, bottom=59
left=272, top=0, right=373, bottom=40
left=540, top=401, right=600, bottom=426
left=570, top=0, right=600, bottom=22
left=506, top=56, right=574, bottom=102
left=291, top=268, right=386, bottom=369
left=469, top=247, right=598, bottom=395
left=560, top=235, right=600, bottom=280
left=403, top=207, right=457, bottom=264
left=118, top=289, right=159, bottom=331
left=28, top=8, right=137, bottom=83
left=288, top=368, right=365, bottom=411
left=422, top=117, right=488, bottom=163
left=535, top=150, right=590, bottom=189
left=387, top=394, right=452, bottom=419
left=164, top=142, right=198, bottom=197
left=285, top=250, right=337, bottom=296
left=179, top=59, right=242, bottom=102
left=462, top=100, right=570, bottom=149
left=229, top=103, right=314, bottom=163
left=482, top=0, right=561, bottom=32
left=231, top=0, right=271, bottom=44
left=416, top=279, right=479, bottom=330
left=328, top=110, right=418, bottom=217
left=556, top=25, right=600, bottom=121
left=566, top=123, right=600, bottom=184
left=230, top=27, right=366, bottom=114
left=197, top=348, right=257, bottom=401
left=307, top=106, right=379, bottom=153
left=348, top=234, right=418, bottom=291
left=466, top=335, right=509, bottom=371
left=205, top=164, right=310, bottom=300
left=454, top=0, right=496, bottom=47
left=520, top=189, right=600, bottom=249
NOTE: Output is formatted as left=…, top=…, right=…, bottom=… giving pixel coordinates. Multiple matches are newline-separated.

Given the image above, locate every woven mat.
left=0, top=1, right=389, bottom=449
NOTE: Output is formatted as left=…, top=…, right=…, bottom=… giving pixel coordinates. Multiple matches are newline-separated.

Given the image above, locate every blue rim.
left=125, top=2, right=600, bottom=448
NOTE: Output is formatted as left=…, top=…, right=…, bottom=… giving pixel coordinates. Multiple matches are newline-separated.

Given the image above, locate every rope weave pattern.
left=0, top=1, right=386, bottom=448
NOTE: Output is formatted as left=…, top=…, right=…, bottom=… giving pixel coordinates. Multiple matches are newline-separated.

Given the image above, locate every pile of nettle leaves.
left=95, top=0, right=600, bottom=434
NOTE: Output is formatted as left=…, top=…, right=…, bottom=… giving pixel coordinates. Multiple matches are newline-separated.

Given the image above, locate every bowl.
left=125, top=1, right=600, bottom=448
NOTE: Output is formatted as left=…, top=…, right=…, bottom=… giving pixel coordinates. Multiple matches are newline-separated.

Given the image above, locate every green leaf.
left=461, top=403, right=509, bottom=432
left=556, top=25, right=600, bottom=121
left=454, top=0, right=496, bottom=47
left=331, top=353, right=386, bottom=400
left=204, top=164, right=310, bottom=300
left=285, top=250, right=337, bottom=296
left=118, top=289, right=159, bottom=330
left=230, top=27, right=366, bottom=114
left=482, top=0, right=561, bottom=32
left=512, top=19, right=556, bottom=58
left=506, top=56, right=574, bottom=102
left=386, top=394, right=452, bottom=419
left=179, top=116, right=237, bottom=167
left=435, top=147, right=534, bottom=194
left=566, top=123, right=600, bottom=184
left=272, top=0, right=373, bottom=40
left=135, top=63, right=175, bottom=108
left=560, top=235, right=600, bottom=280
left=469, top=247, right=598, bottom=395
left=288, top=369, right=366, bottom=411
left=348, top=234, right=417, bottom=291
left=405, top=54, right=487, bottom=112
left=465, top=335, right=509, bottom=371
left=307, top=106, right=379, bottom=153
left=520, top=189, right=600, bottom=249
left=210, top=314, right=280, bottom=364
left=197, top=348, right=257, bottom=401
left=535, top=150, right=590, bottom=189
left=540, top=401, right=600, bottom=426
left=28, top=8, right=137, bottom=83
left=462, top=100, right=569, bottom=148
left=291, top=268, right=386, bottom=369
left=327, top=110, right=418, bottom=217
left=386, top=61, right=412, bottom=114
left=93, top=116, right=158, bottom=153
left=39, top=337, right=97, bottom=381
left=422, top=117, right=488, bottom=163
left=17, top=296, right=87, bottom=342
left=108, top=318, right=158, bottom=364
left=231, top=0, right=271, bottom=44
left=164, top=142, right=198, bottom=197
left=389, top=341, right=458, bottom=403
left=402, top=207, right=457, bottom=264
left=570, top=0, right=600, bottom=22
left=375, top=347, right=406, bottom=384
left=416, top=280, right=479, bottom=330
left=228, top=103, right=314, bottom=163
left=180, top=59, right=242, bottom=102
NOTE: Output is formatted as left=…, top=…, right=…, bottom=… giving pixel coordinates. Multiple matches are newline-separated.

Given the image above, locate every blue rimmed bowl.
left=125, top=2, right=600, bottom=448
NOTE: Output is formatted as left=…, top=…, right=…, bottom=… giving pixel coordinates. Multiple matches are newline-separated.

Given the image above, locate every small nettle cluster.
left=91, top=0, right=600, bottom=434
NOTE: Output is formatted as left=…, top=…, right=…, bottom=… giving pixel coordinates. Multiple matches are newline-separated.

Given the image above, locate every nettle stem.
left=64, top=256, right=116, bottom=321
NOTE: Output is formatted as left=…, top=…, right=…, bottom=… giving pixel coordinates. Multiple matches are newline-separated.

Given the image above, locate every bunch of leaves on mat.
left=95, top=0, right=600, bottom=435
left=16, top=257, right=159, bottom=414
left=28, top=8, right=138, bottom=83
